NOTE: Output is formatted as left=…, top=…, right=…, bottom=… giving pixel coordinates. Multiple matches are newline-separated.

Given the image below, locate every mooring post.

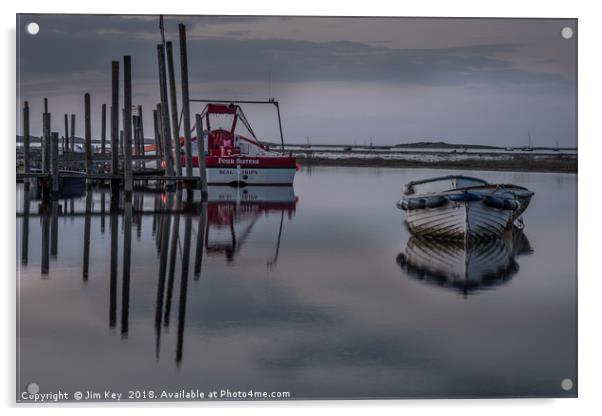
left=101, top=103, right=107, bottom=155
left=138, top=106, right=146, bottom=172
left=63, top=114, right=69, bottom=153
left=50, top=132, right=59, bottom=194
left=42, top=112, right=51, bottom=175
left=23, top=101, right=30, bottom=175
left=166, top=41, right=182, bottom=177
left=157, top=44, right=174, bottom=179
left=84, top=93, right=93, bottom=175
left=123, top=56, right=134, bottom=194
left=179, top=24, right=194, bottom=179
left=152, top=107, right=161, bottom=169
left=70, top=114, right=75, bottom=153
left=195, top=114, right=208, bottom=197
left=132, top=114, right=140, bottom=170
left=111, top=61, right=120, bottom=193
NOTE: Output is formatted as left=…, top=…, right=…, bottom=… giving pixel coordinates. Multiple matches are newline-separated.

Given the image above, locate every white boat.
left=396, top=175, right=533, bottom=240
left=397, top=227, right=533, bottom=295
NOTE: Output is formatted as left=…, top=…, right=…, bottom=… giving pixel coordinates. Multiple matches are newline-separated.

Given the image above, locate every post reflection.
left=17, top=184, right=297, bottom=366
left=396, top=227, right=534, bottom=296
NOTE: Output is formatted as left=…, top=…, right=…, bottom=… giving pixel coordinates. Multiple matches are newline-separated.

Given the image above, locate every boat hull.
left=403, top=199, right=514, bottom=240
left=192, top=167, right=296, bottom=185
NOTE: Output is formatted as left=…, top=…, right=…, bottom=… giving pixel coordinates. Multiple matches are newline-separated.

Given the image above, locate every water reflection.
left=17, top=184, right=297, bottom=366
left=396, top=228, right=534, bottom=296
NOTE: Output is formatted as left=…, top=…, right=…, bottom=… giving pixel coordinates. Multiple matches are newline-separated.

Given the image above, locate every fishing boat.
left=145, top=100, right=298, bottom=185
left=396, top=175, right=533, bottom=240
left=396, top=227, right=533, bottom=295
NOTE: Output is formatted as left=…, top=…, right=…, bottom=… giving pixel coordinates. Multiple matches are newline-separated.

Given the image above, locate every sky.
left=16, top=14, right=577, bottom=147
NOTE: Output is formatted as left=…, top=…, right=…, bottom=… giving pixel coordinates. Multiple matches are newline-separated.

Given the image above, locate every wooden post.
left=70, top=114, right=75, bottom=153
left=101, top=103, right=107, bottom=154
left=179, top=24, right=194, bottom=178
left=123, top=56, right=133, bottom=193
left=138, top=105, right=145, bottom=169
left=152, top=108, right=161, bottom=169
left=50, top=132, right=59, bottom=194
left=83, top=192, right=92, bottom=281
left=166, top=41, right=182, bottom=177
left=121, top=195, right=133, bottom=337
left=64, top=114, right=69, bottom=153
left=132, top=115, right=140, bottom=169
left=84, top=93, right=92, bottom=174
left=157, top=44, right=174, bottom=179
left=23, top=102, right=30, bottom=174
left=111, top=61, right=120, bottom=189
left=195, top=114, right=208, bottom=197
left=42, top=112, right=51, bottom=174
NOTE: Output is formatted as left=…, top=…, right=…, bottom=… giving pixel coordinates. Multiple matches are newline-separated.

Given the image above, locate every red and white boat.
left=145, top=100, right=298, bottom=185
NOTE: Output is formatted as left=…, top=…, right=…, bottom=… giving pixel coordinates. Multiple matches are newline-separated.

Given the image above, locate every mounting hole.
left=26, top=22, right=40, bottom=35
left=560, top=27, right=573, bottom=40
left=26, top=382, right=40, bottom=394
left=561, top=378, right=574, bottom=391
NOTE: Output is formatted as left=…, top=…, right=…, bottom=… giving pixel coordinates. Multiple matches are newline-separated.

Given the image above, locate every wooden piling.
left=123, top=56, right=134, bottom=193
left=166, top=41, right=182, bottom=177
left=101, top=103, right=107, bottom=154
left=133, top=115, right=140, bottom=169
left=157, top=44, right=174, bottom=179
left=22, top=102, right=30, bottom=174
left=50, top=132, right=59, bottom=194
left=179, top=24, right=194, bottom=178
left=42, top=112, right=51, bottom=174
left=195, top=114, right=208, bottom=196
left=111, top=61, right=120, bottom=188
left=84, top=93, right=93, bottom=174
left=138, top=105, right=145, bottom=167
left=70, top=114, right=75, bottom=153
left=64, top=113, right=69, bottom=153
left=153, top=107, right=161, bottom=169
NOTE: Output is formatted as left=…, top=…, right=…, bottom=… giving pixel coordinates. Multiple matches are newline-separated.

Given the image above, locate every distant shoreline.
left=296, top=155, right=577, bottom=174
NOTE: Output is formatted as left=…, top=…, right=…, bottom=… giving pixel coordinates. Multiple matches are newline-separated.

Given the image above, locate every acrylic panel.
left=16, top=14, right=577, bottom=402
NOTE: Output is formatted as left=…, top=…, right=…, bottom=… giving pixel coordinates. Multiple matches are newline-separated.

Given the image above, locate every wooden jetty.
left=16, top=23, right=207, bottom=199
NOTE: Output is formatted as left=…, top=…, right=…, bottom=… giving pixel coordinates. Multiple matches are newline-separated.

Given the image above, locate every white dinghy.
left=396, top=175, right=533, bottom=240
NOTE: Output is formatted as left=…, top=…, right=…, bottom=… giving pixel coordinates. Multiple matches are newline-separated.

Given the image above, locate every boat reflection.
left=205, top=186, right=297, bottom=263
left=17, top=184, right=297, bottom=366
left=396, top=228, right=533, bottom=296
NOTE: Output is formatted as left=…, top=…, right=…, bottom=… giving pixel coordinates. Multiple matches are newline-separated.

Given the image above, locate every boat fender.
left=483, top=195, right=518, bottom=210
left=425, top=195, right=448, bottom=208
left=448, top=192, right=482, bottom=202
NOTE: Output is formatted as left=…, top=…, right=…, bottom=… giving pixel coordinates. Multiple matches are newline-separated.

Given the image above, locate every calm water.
left=16, top=167, right=577, bottom=401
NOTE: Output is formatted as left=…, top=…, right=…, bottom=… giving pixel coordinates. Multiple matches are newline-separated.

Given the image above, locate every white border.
left=2, top=0, right=601, bottom=414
